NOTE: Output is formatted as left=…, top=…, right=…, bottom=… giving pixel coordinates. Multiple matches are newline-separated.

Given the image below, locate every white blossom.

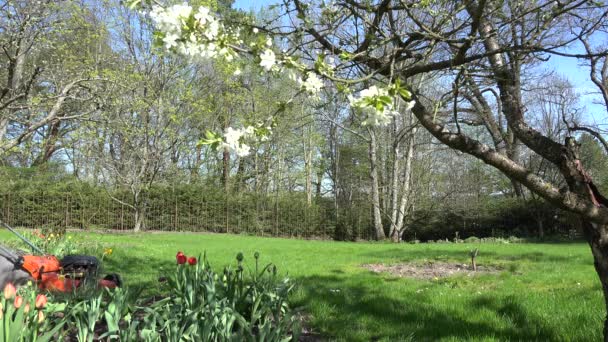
left=194, top=6, right=211, bottom=24
left=150, top=4, right=226, bottom=61
left=162, top=32, right=180, bottom=49
left=358, top=85, right=387, bottom=99
left=222, top=126, right=254, bottom=157
left=301, top=72, right=323, bottom=94
left=404, top=100, right=415, bottom=111
left=360, top=107, right=398, bottom=126
left=348, top=85, right=411, bottom=127
left=259, top=49, right=276, bottom=71
left=233, top=68, right=242, bottom=76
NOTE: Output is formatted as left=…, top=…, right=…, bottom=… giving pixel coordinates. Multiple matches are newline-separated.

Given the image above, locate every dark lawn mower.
left=0, top=221, right=120, bottom=292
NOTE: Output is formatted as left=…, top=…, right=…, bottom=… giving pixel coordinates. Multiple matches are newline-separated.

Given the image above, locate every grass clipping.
left=363, top=261, right=500, bottom=280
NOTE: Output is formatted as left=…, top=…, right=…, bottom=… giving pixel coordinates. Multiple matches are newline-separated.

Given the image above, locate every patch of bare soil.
left=362, top=261, right=500, bottom=279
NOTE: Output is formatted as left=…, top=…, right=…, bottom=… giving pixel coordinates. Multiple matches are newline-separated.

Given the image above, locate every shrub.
left=464, top=236, right=480, bottom=243
left=507, top=236, right=525, bottom=243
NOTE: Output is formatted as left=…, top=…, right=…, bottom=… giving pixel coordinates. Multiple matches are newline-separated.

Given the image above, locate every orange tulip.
left=13, top=295, right=23, bottom=309
left=35, top=294, right=48, bottom=309
left=3, top=283, right=16, bottom=299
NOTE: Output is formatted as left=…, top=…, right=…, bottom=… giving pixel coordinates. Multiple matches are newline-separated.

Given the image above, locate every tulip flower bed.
left=0, top=251, right=299, bottom=341
left=0, top=283, right=64, bottom=342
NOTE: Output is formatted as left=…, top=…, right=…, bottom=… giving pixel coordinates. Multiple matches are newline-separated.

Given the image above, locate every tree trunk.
left=222, top=147, right=230, bottom=191
left=538, top=218, right=544, bottom=239
left=316, top=168, right=323, bottom=198
left=393, top=128, right=416, bottom=242
left=305, top=140, right=313, bottom=206
left=582, top=221, right=608, bottom=341
left=0, top=118, right=8, bottom=143
left=511, top=179, right=525, bottom=198
left=133, top=207, right=145, bottom=232
left=32, top=120, right=61, bottom=166
left=388, top=141, right=401, bottom=242
left=368, top=129, right=385, bottom=240
left=235, top=157, right=246, bottom=192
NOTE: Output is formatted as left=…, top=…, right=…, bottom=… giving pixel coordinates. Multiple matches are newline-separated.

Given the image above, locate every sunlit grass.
left=0, top=230, right=603, bottom=341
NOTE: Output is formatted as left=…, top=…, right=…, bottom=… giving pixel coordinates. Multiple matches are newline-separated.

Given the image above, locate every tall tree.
left=279, top=0, right=608, bottom=336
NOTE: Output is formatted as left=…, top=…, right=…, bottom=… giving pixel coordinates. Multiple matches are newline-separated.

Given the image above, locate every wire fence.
left=0, top=192, right=378, bottom=240
left=0, top=191, right=579, bottom=241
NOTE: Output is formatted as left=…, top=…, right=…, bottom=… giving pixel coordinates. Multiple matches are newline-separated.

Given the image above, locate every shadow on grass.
left=295, top=274, right=562, bottom=341
left=102, top=252, right=168, bottom=296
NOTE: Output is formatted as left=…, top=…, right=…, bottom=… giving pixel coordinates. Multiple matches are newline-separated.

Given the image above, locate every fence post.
left=64, top=195, right=68, bottom=230
left=5, top=193, right=10, bottom=224
left=174, top=195, right=178, bottom=232
left=225, top=195, right=229, bottom=234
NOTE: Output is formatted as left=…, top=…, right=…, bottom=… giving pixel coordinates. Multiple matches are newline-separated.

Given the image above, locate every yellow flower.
left=68, top=236, right=72, bottom=240
left=103, top=248, right=113, bottom=256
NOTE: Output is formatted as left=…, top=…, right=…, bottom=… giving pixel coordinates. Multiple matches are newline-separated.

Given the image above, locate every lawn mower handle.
left=0, top=221, right=45, bottom=255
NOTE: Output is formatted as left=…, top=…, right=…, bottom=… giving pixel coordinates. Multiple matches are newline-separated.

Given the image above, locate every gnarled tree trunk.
left=583, top=221, right=608, bottom=341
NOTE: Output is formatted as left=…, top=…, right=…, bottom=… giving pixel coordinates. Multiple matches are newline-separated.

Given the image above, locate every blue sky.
left=233, top=0, right=271, bottom=11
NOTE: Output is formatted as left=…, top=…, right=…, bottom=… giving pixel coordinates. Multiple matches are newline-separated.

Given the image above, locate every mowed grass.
left=0, top=230, right=604, bottom=341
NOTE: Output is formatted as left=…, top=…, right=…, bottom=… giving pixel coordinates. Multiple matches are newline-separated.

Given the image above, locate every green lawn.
left=0, top=231, right=604, bottom=341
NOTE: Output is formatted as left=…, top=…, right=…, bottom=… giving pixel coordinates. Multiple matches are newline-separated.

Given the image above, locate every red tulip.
left=13, top=295, right=23, bottom=309
left=35, top=294, right=48, bottom=309
left=188, top=257, right=197, bottom=265
left=3, top=283, right=16, bottom=299
left=176, top=252, right=187, bottom=265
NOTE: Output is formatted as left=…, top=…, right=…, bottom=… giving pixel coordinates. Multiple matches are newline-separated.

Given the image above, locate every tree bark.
left=393, top=128, right=416, bottom=242
left=32, top=120, right=61, bottom=166
left=304, top=130, right=313, bottom=206
left=368, top=128, right=385, bottom=240
left=222, top=147, right=230, bottom=191
left=388, top=141, right=401, bottom=242
left=582, top=221, right=608, bottom=342
left=133, top=208, right=145, bottom=232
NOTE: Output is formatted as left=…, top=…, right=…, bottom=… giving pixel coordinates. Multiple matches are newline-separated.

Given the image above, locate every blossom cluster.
left=348, top=86, right=415, bottom=126
left=289, top=71, right=324, bottom=96
left=149, top=3, right=238, bottom=61
left=148, top=3, right=412, bottom=151
left=222, top=126, right=254, bottom=157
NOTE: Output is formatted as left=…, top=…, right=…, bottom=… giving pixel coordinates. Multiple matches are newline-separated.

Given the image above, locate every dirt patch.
left=362, top=261, right=500, bottom=280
